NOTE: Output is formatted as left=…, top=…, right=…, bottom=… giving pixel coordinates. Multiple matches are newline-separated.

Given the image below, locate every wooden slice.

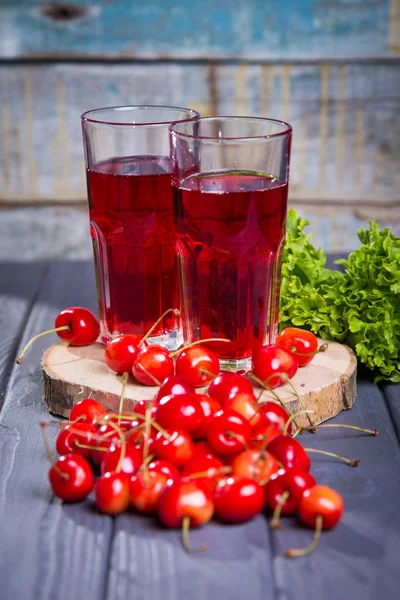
left=42, top=340, right=357, bottom=426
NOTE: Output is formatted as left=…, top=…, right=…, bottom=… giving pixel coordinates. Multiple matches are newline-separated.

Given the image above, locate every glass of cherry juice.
left=170, top=116, right=292, bottom=371
left=81, top=105, right=199, bottom=349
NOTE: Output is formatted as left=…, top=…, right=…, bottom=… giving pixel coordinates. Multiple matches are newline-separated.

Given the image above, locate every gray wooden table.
left=0, top=261, right=399, bottom=600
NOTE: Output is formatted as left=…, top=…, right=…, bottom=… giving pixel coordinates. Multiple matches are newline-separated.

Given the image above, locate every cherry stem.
left=182, top=516, right=207, bottom=553
left=270, top=490, right=290, bottom=529
left=75, top=442, right=107, bottom=452
left=283, top=410, right=315, bottom=437
left=150, top=420, right=171, bottom=440
left=260, top=424, right=275, bottom=451
left=136, top=363, right=162, bottom=386
left=139, top=453, right=156, bottom=472
left=282, top=376, right=315, bottom=428
left=187, top=466, right=232, bottom=480
left=285, top=515, right=323, bottom=558
left=225, top=430, right=249, bottom=451
left=141, top=308, right=180, bottom=345
left=117, top=372, right=129, bottom=426
left=299, top=424, right=378, bottom=436
left=170, top=338, right=230, bottom=358
left=104, top=420, right=126, bottom=472
left=290, top=343, right=328, bottom=357
left=16, top=326, right=70, bottom=364
left=40, top=421, right=69, bottom=480
left=305, top=448, right=360, bottom=467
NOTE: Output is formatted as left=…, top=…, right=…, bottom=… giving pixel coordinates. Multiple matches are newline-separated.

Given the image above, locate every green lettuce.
left=280, top=210, right=400, bottom=383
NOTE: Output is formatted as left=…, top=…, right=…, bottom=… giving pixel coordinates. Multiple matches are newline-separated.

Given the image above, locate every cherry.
left=207, top=410, right=252, bottom=457
left=101, top=412, right=140, bottom=432
left=224, top=392, right=259, bottom=424
left=155, top=393, right=204, bottom=433
left=69, top=398, right=106, bottom=424
left=156, top=375, right=195, bottom=401
left=276, top=327, right=319, bottom=367
left=254, top=401, right=292, bottom=434
left=49, top=453, right=94, bottom=502
left=146, top=458, right=180, bottom=481
left=55, top=422, right=97, bottom=458
left=130, top=470, right=169, bottom=514
left=91, top=423, right=121, bottom=466
left=251, top=423, right=282, bottom=449
left=252, top=345, right=298, bottom=389
left=267, top=435, right=311, bottom=472
left=105, top=334, right=144, bottom=374
left=127, top=426, right=157, bottom=457
left=132, top=345, right=174, bottom=386
left=231, top=449, right=280, bottom=484
left=214, top=476, right=265, bottom=523
left=207, top=372, right=254, bottom=404
left=264, top=467, right=316, bottom=526
left=133, top=400, right=158, bottom=420
left=192, top=441, right=218, bottom=462
left=191, top=394, right=222, bottom=440
left=16, top=306, right=100, bottom=363
left=95, top=471, right=131, bottom=515
left=153, top=428, right=194, bottom=468
left=175, top=346, right=220, bottom=388
left=101, top=444, right=143, bottom=477
left=181, top=456, right=226, bottom=493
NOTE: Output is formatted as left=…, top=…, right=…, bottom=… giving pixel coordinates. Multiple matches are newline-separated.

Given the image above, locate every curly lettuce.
left=280, top=210, right=400, bottom=383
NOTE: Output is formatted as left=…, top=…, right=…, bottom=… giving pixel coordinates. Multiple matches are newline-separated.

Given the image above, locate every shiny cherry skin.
left=214, top=476, right=265, bottom=523
left=191, top=394, right=222, bottom=440
left=255, top=401, right=292, bottom=434
left=127, top=427, right=157, bottom=457
left=208, top=372, right=254, bottom=405
left=146, top=458, right=180, bottom=481
left=100, top=413, right=140, bottom=433
left=276, top=327, right=318, bottom=368
left=158, top=479, right=214, bottom=528
left=251, top=423, right=282, bottom=449
left=100, top=444, right=143, bottom=477
left=55, top=307, right=100, bottom=346
left=155, top=375, right=195, bottom=401
left=133, top=400, right=158, bottom=420
left=192, top=441, right=219, bottom=462
left=207, top=410, right=252, bottom=457
left=69, top=398, right=106, bottom=424
left=224, top=392, right=259, bottom=424
left=264, top=467, right=316, bottom=515
left=105, top=334, right=144, bottom=374
left=153, top=428, right=194, bottom=468
left=132, top=345, right=174, bottom=386
left=129, top=470, right=169, bottom=514
left=181, top=455, right=225, bottom=492
left=231, top=449, right=280, bottom=483
left=252, top=345, right=298, bottom=388
left=154, top=393, right=204, bottom=433
left=95, top=472, right=130, bottom=515
left=55, top=422, right=96, bottom=458
left=267, top=435, right=311, bottom=472
left=299, top=485, right=344, bottom=529
left=176, top=346, right=220, bottom=388
left=49, top=453, right=94, bottom=502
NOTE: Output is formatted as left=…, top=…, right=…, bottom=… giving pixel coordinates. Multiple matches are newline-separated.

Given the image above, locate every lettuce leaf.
left=280, top=210, right=400, bottom=383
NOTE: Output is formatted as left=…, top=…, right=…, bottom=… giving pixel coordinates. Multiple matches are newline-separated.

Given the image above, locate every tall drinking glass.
left=81, top=105, right=199, bottom=349
left=170, top=116, right=292, bottom=371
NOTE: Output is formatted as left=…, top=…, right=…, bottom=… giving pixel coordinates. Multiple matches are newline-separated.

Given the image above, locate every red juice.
left=173, top=170, right=288, bottom=365
left=87, top=155, right=180, bottom=344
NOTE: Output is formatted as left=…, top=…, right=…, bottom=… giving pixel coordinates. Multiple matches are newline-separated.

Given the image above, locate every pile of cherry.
left=18, top=306, right=378, bottom=558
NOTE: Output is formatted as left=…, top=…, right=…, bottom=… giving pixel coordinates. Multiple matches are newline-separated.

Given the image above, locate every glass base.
left=219, top=356, right=253, bottom=374
left=100, top=326, right=184, bottom=352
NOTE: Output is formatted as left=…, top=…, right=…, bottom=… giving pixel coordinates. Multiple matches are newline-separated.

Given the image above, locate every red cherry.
left=255, top=401, right=292, bottom=434
left=181, top=456, right=225, bottom=492
left=130, top=470, right=169, bottom=514
left=155, top=375, right=195, bottom=401
left=100, top=444, right=143, bottom=477
left=276, top=327, right=319, bottom=367
left=55, top=422, right=96, bottom=457
left=105, top=334, right=144, bottom=374
left=132, top=345, right=174, bottom=386
left=299, top=485, right=344, bottom=530
left=95, top=472, right=130, bottom=514
left=49, top=453, right=94, bottom=502
left=251, top=423, right=282, bottom=449
left=147, top=458, right=180, bottom=481
left=267, top=435, right=311, bottom=471
left=191, top=394, right=222, bottom=440
left=101, top=413, right=140, bottom=432
left=158, top=479, right=214, bottom=528
left=192, top=441, right=218, bottom=462
left=155, top=393, right=204, bottom=433
left=55, top=307, right=100, bottom=345
left=69, top=398, right=106, bottom=423
left=214, top=476, right=265, bottom=523
left=224, top=392, right=259, bottom=424
left=133, top=400, right=158, bottom=420
left=153, top=429, right=194, bottom=468
left=252, top=345, right=298, bottom=388
left=175, top=346, right=220, bottom=387
left=231, top=449, right=280, bottom=483
left=207, top=410, right=252, bottom=457
left=91, top=423, right=120, bottom=466
left=264, top=467, right=316, bottom=515
left=208, top=372, right=253, bottom=404
left=127, top=426, right=157, bottom=457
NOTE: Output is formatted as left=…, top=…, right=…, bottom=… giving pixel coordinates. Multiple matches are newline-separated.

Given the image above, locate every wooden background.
left=0, top=0, right=399, bottom=255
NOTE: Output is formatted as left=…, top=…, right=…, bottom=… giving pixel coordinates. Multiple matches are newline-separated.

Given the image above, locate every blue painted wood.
left=0, top=0, right=396, bottom=59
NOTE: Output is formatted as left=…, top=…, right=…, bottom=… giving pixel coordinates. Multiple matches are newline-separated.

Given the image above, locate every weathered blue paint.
left=0, top=0, right=396, bottom=59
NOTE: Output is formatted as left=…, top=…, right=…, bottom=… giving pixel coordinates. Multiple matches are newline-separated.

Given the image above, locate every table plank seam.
left=102, top=517, right=117, bottom=600
left=379, top=384, right=400, bottom=445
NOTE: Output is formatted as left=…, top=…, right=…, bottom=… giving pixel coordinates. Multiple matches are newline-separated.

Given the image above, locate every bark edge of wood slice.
left=42, top=339, right=357, bottom=426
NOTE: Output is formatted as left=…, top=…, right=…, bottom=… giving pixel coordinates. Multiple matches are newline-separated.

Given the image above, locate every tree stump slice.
left=42, top=340, right=357, bottom=426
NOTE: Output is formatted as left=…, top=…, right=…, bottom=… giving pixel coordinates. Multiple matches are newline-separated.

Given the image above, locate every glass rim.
left=169, top=115, right=292, bottom=141
left=80, top=104, right=200, bottom=126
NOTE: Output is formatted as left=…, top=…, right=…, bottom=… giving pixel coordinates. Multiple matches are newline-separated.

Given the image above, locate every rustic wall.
left=1, top=0, right=399, bottom=258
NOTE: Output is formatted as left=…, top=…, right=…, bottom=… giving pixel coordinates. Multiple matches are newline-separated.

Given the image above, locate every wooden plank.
left=268, top=380, right=400, bottom=600
left=0, top=261, right=112, bottom=600
left=0, top=0, right=396, bottom=59
left=0, top=262, right=46, bottom=409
